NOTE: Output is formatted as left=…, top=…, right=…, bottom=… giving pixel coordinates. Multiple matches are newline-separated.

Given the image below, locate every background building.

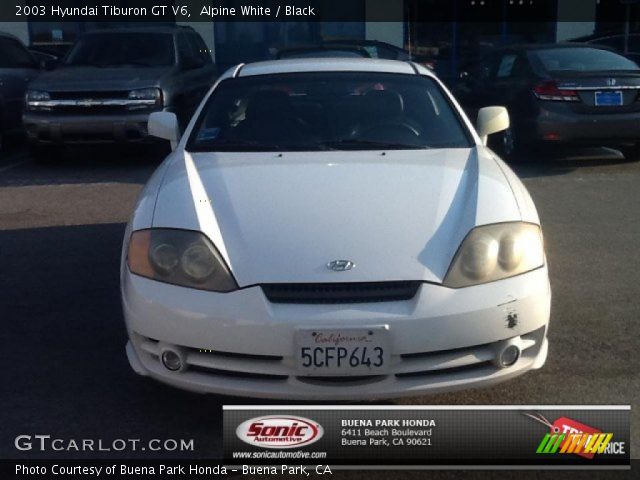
left=2, top=0, right=639, bottom=77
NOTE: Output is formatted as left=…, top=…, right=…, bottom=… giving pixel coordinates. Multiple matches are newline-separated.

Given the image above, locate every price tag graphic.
left=526, top=412, right=605, bottom=459
left=551, top=417, right=602, bottom=459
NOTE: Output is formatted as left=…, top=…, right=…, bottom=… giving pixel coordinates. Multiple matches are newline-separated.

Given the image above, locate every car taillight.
left=533, top=80, right=580, bottom=102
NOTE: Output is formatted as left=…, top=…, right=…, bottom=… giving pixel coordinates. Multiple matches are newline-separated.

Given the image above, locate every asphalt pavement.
left=0, top=143, right=638, bottom=475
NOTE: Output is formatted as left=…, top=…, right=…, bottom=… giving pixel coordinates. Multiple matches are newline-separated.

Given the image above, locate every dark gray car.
left=0, top=33, right=40, bottom=150
left=455, top=43, right=640, bottom=160
left=23, top=26, right=217, bottom=159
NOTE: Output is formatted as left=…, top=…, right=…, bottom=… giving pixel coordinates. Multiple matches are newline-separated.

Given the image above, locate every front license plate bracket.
left=295, top=326, right=390, bottom=376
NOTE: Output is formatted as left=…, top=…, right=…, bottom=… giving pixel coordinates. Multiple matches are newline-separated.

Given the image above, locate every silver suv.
left=23, top=26, right=217, bottom=160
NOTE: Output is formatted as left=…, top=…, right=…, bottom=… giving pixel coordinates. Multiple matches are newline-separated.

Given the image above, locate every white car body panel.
left=151, top=148, right=523, bottom=286
left=122, top=58, right=550, bottom=399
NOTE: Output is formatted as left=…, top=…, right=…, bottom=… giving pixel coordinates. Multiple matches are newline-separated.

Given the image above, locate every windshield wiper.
left=189, top=139, right=285, bottom=152
left=321, top=139, right=427, bottom=150
left=190, top=138, right=333, bottom=152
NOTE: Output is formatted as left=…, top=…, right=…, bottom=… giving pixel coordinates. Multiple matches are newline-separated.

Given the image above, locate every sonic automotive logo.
left=525, top=412, right=624, bottom=459
left=236, top=416, right=323, bottom=449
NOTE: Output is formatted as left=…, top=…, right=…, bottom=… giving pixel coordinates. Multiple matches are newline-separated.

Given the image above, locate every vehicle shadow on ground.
left=0, top=143, right=166, bottom=188
left=510, top=147, right=633, bottom=178
left=0, top=222, right=398, bottom=460
left=0, top=223, right=224, bottom=459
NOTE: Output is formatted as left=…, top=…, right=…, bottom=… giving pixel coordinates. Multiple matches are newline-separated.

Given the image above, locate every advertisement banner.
left=223, top=405, right=630, bottom=468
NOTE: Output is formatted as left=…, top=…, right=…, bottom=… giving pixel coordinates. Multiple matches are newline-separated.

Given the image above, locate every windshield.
left=533, top=47, right=638, bottom=72
left=188, top=72, right=472, bottom=152
left=65, top=32, right=175, bottom=67
left=0, top=37, right=37, bottom=68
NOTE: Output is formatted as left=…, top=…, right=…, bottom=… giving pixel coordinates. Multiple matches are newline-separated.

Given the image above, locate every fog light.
left=161, top=350, right=183, bottom=371
left=499, top=345, right=520, bottom=368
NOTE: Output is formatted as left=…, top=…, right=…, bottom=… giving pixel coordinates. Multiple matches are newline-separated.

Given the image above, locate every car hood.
left=28, top=65, right=169, bottom=91
left=152, top=148, right=522, bottom=286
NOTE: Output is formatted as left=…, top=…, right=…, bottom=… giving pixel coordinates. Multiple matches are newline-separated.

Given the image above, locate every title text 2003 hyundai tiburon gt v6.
left=121, top=59, right=551, bottom=400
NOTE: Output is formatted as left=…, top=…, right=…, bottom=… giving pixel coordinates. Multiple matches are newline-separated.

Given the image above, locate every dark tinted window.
left=533, top=47, right=638, bottom=72
left=589, top=36, right=625, bottom=51
left=373, top=45, right=410, bottom=60
left=187, top=33, right=212, bottom=65
left=280, top=49, right=367, bottom=59
left=65, top=33, right=175, bottom=67
left=176, top=33, right=194, bottom=65
left=188, top=72, right=471, bottom=152
left=496, top=53, right=517, bottom=78
left=0, top=37, right=36, bottom=68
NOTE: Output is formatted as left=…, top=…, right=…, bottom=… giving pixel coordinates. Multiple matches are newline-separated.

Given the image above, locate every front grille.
left=189, top=364, right=288, bottom=381
left=50, top=105, right=128, bottom=114
left=395, top=361, right=493, bottom=378
left=296, top=375, right=386, bottom=386
left=46, top=91, right=145, bottom=114
left=49, top=91, right=129, bottom=100
left=262, top=281, right=421, bottom=304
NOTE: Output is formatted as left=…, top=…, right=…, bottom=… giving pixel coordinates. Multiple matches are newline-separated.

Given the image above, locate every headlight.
left=127, top=229, right=237, bottom=292
left=128, top=88, right=162, bottom=109
left=26, top=91, right=51, bottom=110
left=443, top=222, right=544, bottom=288
left=26, top=90, right=50, bottom=102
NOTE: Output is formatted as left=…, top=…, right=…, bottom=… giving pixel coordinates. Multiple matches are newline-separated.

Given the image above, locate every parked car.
left=455, top=43, right=640, bottom=160
left=323, top=40, right=412, bottom=61
left=0, top=33, right=41, bottom=150
left=23, top=26, right=217, bottom=160
left=277, top=46, right=371, bottom=59
left=121, top=58, right=550, bottom=400
left=277, top=40, right=415, bottom=62
left=27, top=48, right=61, bottom=71
left=573, top=32, right=640, bottom=64
left=323, top=39, right=439, bottom=73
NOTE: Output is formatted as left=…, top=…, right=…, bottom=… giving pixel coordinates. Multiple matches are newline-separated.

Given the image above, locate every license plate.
left=295, top=327, right=390, bottom=376
left=595, top=90, right=623, bottom=106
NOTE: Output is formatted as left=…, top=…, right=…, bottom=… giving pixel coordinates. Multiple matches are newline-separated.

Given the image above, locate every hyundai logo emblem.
left=606, top=78, right=617, bottom=86
left=327, top=260, right=355, bottom=272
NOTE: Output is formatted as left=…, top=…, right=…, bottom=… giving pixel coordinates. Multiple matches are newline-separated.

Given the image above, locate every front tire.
left=490, top=126, right=528, bottom=162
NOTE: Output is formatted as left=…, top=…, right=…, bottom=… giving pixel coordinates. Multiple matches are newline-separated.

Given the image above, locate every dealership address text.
left=341, top=418, right=435, bottom=447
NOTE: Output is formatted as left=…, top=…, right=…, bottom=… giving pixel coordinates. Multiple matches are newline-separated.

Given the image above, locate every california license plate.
left=595, top=90, right=623, bottom=106
left=295, top=326, right=390, bottom=376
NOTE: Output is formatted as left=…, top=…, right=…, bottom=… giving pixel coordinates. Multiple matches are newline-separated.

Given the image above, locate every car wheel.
left=490, top=126, right=524, bottom=162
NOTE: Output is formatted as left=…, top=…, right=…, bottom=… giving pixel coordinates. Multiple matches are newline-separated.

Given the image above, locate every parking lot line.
left=0, top=160, right=28, bottom=174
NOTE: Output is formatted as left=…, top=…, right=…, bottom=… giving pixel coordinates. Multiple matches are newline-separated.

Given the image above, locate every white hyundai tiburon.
left=121, top=59, right=551, bottom=399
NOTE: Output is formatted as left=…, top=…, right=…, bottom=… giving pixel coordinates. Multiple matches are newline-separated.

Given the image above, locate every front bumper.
left=121, top=267, right=551, bottom=400
left=23, top=109, right=165, bottom=145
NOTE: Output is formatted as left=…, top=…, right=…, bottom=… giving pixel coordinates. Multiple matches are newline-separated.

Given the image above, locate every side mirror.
left=476, top=106, right=510, bottom=146
left=148, top=111, right=179, bottom=150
